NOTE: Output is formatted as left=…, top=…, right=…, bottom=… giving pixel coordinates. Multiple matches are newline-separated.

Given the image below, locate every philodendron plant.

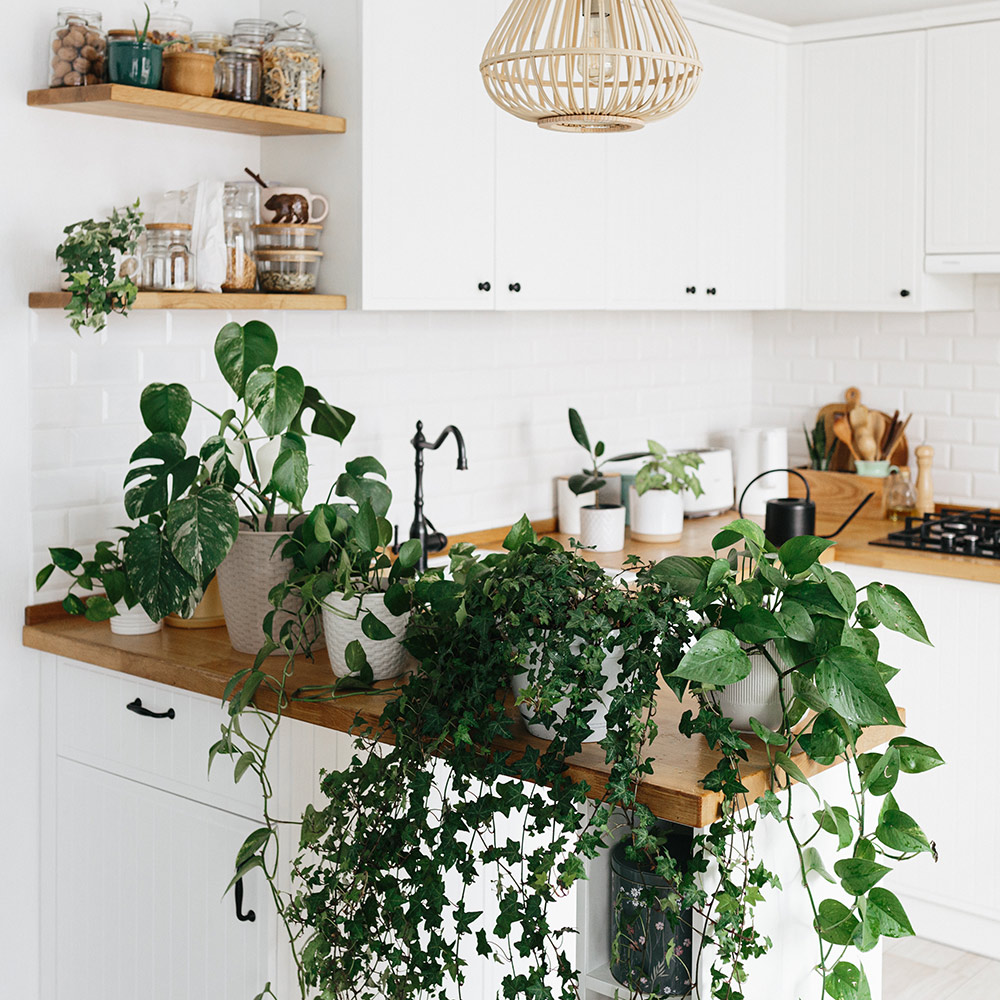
left=567, top=407, right=648, bottom=505
left=36, top=535, right=139, bottom=622
left=653, top=518, right=943, bottom=999
left=634, top=440, right=704, bottom=497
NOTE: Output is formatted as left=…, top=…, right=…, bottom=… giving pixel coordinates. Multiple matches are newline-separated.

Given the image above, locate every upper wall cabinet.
left=926, top=21, right=1000, bottom=261
left=794, top=32, right=972, bottom=312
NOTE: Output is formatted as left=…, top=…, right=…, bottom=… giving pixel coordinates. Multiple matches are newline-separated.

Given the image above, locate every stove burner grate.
left=870, top=507, right=1000, bottom=559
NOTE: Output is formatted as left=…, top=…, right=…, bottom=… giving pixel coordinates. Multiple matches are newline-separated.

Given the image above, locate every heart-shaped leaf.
left=140, top=382, right=192, bottom=435
left=504, top=515, right=536, bottom=552
left=876, top=807, right=933, bottom=855
left=778, top=535, right=835, bottom=575
left=866, top=583, right=932, bottom=645
left=215, top=321, right=278, bottom=398
left=815, top=900, right=860, bottom=946
left=776, top=599, right=816, bottom=642
left=823, top=962, right=871, bottom=1000
left=361, top=612, right=395, bottom=641
left=889, top=737, right=945, bottom=774
left=271, top=445, right=309, bottom=508
left=712, top=519, right=766, bottom=553
left=862, top=887, right=914, bottom=939
left=673, top=629, right=751, bottom=685
left=834, top=858, right=891, bottom=896
left=246, top=365, right=305, bottom=438
left=815, top=647, right=902, bottom=727
left=650, top=556, right=712, bottom=598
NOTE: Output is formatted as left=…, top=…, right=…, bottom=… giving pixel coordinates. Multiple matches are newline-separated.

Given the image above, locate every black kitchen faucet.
left=402, top=421, right=468, bottom=572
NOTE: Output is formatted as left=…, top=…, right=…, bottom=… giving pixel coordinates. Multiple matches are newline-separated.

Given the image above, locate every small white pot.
left=110, top=600, right=162, bottom=636
left=714, top=641, right=793, bottom=733
left=629, top=486, right=685, bottom=544
left=321, top=589, right=412, bottom=681
left=511, top=635, right=623, bottom=742
left=556, top=474, right=621, bottom=535
left=578, top=504, right=626, bottom=552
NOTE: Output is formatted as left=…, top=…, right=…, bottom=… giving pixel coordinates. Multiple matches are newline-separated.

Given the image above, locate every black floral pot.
left=610, top=825, right=694, bottom=998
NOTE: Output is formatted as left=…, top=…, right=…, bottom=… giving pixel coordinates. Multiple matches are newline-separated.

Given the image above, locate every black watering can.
left=738, top=469, right=874, bottom=548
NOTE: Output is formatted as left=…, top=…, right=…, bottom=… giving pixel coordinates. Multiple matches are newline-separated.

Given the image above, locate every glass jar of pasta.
left=261, top=12, right=322, bottom=113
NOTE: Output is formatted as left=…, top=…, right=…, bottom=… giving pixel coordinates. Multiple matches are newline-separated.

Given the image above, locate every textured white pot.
left=322, top=588, right=412, bottom=681
left=578, top=504, right=626, bottom=552
left=110, top=600, right=162, bottom=636
left=714, top=641, right=793, bottom=732
left=629, top=486, right=685, bottom=543
left=511, top=634, right=623, bottom=742
left=556, top=474, right=621, bottom=535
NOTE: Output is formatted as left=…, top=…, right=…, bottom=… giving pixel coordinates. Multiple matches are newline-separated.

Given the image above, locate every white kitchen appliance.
left=681, top=447, right=735, bottom=518
left=725, top=427, right=789, bottom=517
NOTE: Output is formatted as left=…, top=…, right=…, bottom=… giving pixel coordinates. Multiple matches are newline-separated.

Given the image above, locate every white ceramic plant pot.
left=629, top=486, right=685, bottom=544
left=578, top=504, right=626, bottom=552
left=714, top=641, right=793, bottom=733
left=511, top=635, right=623, bottom=742
left=556, top=474, right=621, bottom=535
left=110, top=600, right=162, bottom=636
left=322, top=588, right=412, bottom=681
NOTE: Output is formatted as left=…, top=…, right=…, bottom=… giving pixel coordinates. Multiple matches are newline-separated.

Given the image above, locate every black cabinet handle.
left=126, top=697, right=175, bottom=720
left=234, top=878, right=256, bottom=923
left=706, top=288, right=717, bottom=296
left=508, top=282, right=521, bottom=293
left=478, top=281, right=491, bottom=292
left=900, top=289, right=911, bottom=298
left=686, top=286, right=697, bottom=294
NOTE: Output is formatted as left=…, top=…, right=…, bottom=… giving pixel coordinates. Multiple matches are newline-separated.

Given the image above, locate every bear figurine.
left=265, top=193, right=310, bottom=224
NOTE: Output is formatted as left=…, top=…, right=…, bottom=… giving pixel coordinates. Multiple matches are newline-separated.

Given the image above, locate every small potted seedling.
left=629, top=442, right=704, bottom=543
left=567, top=408, right=648, bottom=552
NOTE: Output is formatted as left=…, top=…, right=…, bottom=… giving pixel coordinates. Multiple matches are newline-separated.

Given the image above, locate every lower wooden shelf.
left=29, top=291, right=347, bottom=311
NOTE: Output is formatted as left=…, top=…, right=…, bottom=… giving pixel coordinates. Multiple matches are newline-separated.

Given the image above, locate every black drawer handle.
left=478, top=281, right=491, bottom=292
left=508, top=282, right=521, bottom=293
left=235, top=877, right=256, bottom=922
left=126, top=697, right=175, bottom=720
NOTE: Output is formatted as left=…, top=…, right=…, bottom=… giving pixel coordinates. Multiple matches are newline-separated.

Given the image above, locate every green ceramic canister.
left=610, top=826, right=695, bottom=998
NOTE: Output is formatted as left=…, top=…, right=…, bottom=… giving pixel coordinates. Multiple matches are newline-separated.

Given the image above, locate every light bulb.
left=577, top=0, right=615, bottom=85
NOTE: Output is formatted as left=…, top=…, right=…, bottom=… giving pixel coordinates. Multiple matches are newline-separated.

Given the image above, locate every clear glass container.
left=140, top=224, right=196, bottom=292
left=190, top=31, right=230, bottom=56
left=49, top=8, right=106, bottom=87
left=222, top=184, right=258, bottom=292
left=215, top=46, right=261, bottom=103
left=261, top=12, right=322, bottom=113
left=147, top=0, right=193, bottom=51
left=254, top=249, right=322, bottom=293
left=253, top=223, right=322, bottom=250
left=885, top=467, right=918, bottom=522
left=231, top=18, right=277, bottom=52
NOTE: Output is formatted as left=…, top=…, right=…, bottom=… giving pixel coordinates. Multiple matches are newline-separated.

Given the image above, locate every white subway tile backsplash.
left=879, top=360, right=925, bottom=387
left=878, top=313, right=926, bottom=336
left=953, top=392, right=1000, bottom=418
left=905, top=336, right=953, bottom=362
left=834, top=360, right=879, bottom=385
left=927, top=312, right=975, bottom=337
left=950, top=445, right=1000, bottom=473
left=927, top=416, right=975, bottom=444
left=954, top=337, right=1000, bottom=363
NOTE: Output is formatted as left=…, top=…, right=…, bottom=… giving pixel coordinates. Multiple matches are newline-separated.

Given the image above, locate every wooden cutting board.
left=815, top=387, right=908, bottom=471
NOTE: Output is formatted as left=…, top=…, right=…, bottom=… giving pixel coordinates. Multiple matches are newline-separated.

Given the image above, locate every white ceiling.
left=705, top=0, right=985, bottom=25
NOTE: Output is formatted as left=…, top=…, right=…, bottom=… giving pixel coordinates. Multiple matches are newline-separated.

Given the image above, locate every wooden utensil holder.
left=788, top=468, right=907, bottom=522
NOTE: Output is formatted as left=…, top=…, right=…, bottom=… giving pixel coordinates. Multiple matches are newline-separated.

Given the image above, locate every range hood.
left=926, top=254, right=1000, bottom=274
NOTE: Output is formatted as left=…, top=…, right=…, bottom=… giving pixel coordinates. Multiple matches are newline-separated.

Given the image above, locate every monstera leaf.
left=164, top=485, right=239, bottom=583
left=123, top=521, right=197, bottom=621
left=124, top=433, right=200, bottom=519
left=140, top=382, right=192, bottom=436
left=245, top=365, right=305, bottom=437
left=215, top=321, right=278, bottom=398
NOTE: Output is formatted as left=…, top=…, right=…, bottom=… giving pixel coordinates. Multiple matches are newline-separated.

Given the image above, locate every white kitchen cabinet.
left=926, top=21, right=1000, bottom=257
left=795, top=32, right=972, bottom=312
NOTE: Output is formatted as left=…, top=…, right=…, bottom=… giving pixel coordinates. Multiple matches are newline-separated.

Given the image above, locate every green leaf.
left=673, top=629, right=752, bottom=685
left=140, top=382, right=192, bottom=436
left=778, top=535, right=835, bottom=575
left=863, top=887, right=914, bottom=939
left=503, top=515, right=536, bottom=552
left=775, top=750, right=820, bottom=800
left=335, top=471, right=392, bottom=518
left=815, top=647, right=903, bottom=727
left=823, top=962, right=871, bottom=1000
left=383, top=583, right=410, bottom=617
left=344, top=640, right=369, bottom=678
left=866, top=583, right=932, bottom=645
left=775, top=599, right=816, bottom=642
left=650, top=556, right=712, bottom=598
left=234, top=751, right=256, bottom=783
left=803, top=847, right=836, bottom=883
left=749, top=717, right=786, bottom=746
left=858, top=747, right=900, bottom=796
left=122, top=521, right=196, bottom=621
left=568, top=408, right=590, bottom=451
left=296, top=385, right=355, bottom=444
left=823, top=569, right=858, bottom=614
left=35, top=564, right=56, bottom=590
left=236, top=827, right=272, bottom=868
left=814, top=803, right=854, bottom=850
left=361, top=612, right=394, bottom=641
left=270, top=446, right=309, bottom=508
left=876, top=808, right=934, bottom=855
left=890, top=737, right=945, bottom=774
left=397, top=538, right=422, bottom=571
left=816, top=900, right=860, bottom=946
left=245, top=365, right=305, bottom=438
left=164, top=485, right=239, bottom=582
left=756, top=789, right=783, bottom=821
left=735, top=605, right=785, bottom=644
left=215, top=320, right=278, bottom=398
left=124, top=433, right=198, bottom=519
left=49, top=547, right=83, bottom=572
left=83, top=595, right=117, bottom=622
left=712, top=518, right=766, bottom=552
left=352, top=502, right=380, bottom=554
left=835, top=858, right=891, bottom=896
left=707, top=558, right=731, bottom=590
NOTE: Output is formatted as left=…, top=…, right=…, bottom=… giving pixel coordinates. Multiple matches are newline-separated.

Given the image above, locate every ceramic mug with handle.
left=260, top=186, right=330, bottom=225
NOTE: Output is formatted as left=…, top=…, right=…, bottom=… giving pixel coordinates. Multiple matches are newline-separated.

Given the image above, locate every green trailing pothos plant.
left=36, top=535, right=139, bottom=621
left=567, top=407, right=649, bottom=504
left=635, top=441, right=705, bottom=498
left=56, top=199, right=144, bottom=335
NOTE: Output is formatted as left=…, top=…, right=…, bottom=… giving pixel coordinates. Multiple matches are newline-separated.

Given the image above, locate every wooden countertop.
left=22, top=612, right=901, bottom=829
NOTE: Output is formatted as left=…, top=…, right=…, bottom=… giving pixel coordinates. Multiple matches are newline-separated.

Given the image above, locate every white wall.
left=752, top=277, right=1000, bottom=503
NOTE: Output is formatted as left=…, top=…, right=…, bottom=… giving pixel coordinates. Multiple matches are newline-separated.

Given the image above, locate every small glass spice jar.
left=49, top=7, right=106, bottom=87
left=215, top=46, right=261, bottom=103
left=261, top=12, right=323, bottom=113
left=140, top=224, right=197, bottom=292
left=147, top=0, right=193, bottom=51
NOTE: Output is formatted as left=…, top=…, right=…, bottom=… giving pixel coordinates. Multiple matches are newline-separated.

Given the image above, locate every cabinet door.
left=694, top=24, right=783, bottom=309
left=798, top=33, right=925, bottom=311
left=495, top=115, right=609, bottom=310
left=55, top=759, right=272, bottom=1000
left=361, top=1, right=498, bottom=310
left=927, top=21, right=1000, bottom=254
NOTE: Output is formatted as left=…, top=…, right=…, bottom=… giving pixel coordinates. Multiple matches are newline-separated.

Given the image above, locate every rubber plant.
left=652, top=518, right=943, bottom=999
left=567, top=407, right=648, bottom=504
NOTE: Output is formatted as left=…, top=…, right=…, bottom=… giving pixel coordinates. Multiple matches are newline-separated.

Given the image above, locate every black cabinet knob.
left=686, top=286, right=696, bottom=294
left=900, top=289, right=911, bottom=298
left=706, top=287, right=717, bottom=296
left=478, top=281, right=491, bottom=292
left=508, top=282, right=521, bottom=293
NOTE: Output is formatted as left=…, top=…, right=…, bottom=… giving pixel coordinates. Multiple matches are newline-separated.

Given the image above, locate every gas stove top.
left=870, top=507, right=1000, bottom=558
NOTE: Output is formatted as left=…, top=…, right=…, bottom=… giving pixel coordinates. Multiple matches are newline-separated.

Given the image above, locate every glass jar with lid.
left=222, top=184, right=258, bottom=292
left=49, top=8, right=106, bottom=87
left=190, top=31, right=230, bottom=56
left=261, top=12, right=322, bottom=113
left=147, top=0, right=193, bottom=51
left=140, top=224, right=196, bottom=292
left=215, top=46, right=261, bottom=103
left=231, top=18, right=277, bottom=52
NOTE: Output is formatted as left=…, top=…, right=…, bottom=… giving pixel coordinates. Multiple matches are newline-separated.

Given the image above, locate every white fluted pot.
left=322, top=589, right=412, bottom=681
left=714, top=641, right=793, bottom=733
left=578, top=504, right=626, bottom=552
left=629, top=486, right=684, bottom=543
left=110, top=600, right=162, bottom=636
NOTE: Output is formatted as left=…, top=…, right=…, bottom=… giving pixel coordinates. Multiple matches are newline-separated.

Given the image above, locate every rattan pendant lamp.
left=480, top=0, right=703, bottom=132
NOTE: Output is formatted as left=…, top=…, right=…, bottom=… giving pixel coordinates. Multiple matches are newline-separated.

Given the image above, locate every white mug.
left=260, top=186, right=330, bottom=224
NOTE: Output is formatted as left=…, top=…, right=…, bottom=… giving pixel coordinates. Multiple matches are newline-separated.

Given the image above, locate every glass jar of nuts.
left=49, top=8, right=106, bottom=87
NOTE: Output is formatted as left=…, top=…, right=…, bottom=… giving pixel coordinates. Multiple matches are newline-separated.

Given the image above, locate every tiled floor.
left=884, top=937, right=1000, bottom=999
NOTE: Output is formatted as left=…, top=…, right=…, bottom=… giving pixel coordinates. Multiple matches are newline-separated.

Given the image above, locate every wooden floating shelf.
left=29, top=291, right=347, bottom=311
left=27, top=84, right=345, bottom=136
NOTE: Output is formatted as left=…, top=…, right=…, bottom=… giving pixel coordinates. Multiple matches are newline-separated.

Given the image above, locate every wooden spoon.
left=833, top=414, right=861, bottom=462
left=849, top=404, right=878, bottom=461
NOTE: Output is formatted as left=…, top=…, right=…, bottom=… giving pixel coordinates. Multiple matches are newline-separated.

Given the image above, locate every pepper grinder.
left=914, top=445, right=935, bottom=516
